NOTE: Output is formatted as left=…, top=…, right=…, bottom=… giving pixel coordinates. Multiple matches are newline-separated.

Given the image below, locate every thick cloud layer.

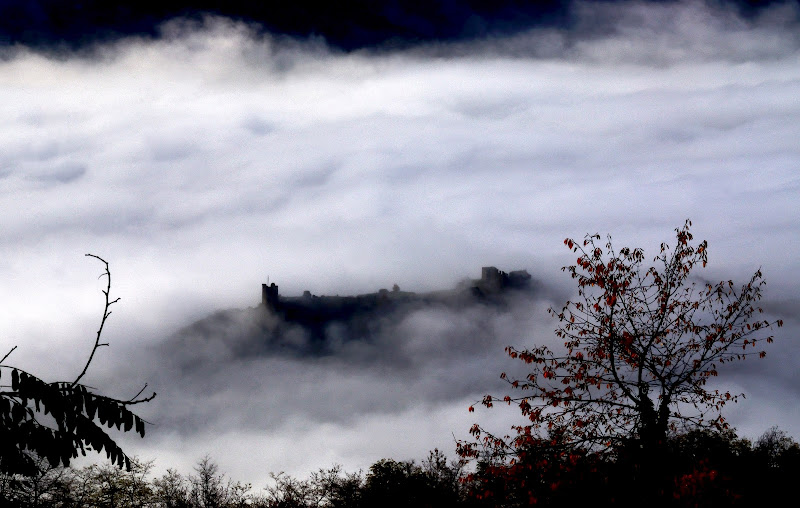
left=1, top=0, right=798, bottom=484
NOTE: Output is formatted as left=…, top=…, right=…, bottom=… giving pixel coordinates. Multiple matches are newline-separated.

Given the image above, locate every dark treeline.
left=465, top=426, right=800, bottom=507
left=2, top=426, right=799, bottom=507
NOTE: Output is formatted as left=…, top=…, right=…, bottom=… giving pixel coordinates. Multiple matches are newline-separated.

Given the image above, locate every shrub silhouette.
left=0, top=255, right=154, bottom=477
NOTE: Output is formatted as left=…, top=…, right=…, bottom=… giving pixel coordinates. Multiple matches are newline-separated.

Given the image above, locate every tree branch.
left=71, top=254, right=117, bottom=388
left=0, top=345, right=17, bottom=364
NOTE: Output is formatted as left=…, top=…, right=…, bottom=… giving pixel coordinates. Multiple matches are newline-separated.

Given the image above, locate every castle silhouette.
left=168, top=267, right=535, bottom=359
left=261, top=266, right=531, bottom=317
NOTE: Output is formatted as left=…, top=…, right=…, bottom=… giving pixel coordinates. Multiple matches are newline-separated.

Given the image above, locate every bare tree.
left=153, top=468, right=192, bottom=508
left=756, top=426, right=797, bottom=469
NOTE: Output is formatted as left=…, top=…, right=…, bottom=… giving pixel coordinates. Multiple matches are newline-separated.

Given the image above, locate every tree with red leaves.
left=460, top=221, right=783, bottom=477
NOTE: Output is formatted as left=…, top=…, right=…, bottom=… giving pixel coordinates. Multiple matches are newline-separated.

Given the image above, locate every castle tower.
left=481, top=266, right=507, bottom=292
left=482, top=266, right=499, bottom=282
left=262, top=282, right=279, bottom=309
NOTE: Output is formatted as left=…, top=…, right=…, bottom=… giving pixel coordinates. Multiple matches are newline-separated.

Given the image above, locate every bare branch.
left=125, top=383, right=157, bottom=404
left=72, top=254, right=117, bottom=388
left=0, top=345, right=17, bottom=364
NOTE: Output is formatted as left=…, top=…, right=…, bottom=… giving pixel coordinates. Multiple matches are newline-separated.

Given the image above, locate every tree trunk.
left=636, top=393, right=670, bottom=505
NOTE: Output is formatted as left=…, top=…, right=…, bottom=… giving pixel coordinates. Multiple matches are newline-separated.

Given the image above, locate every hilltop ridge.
left=168, top=266, right=534, bottom=362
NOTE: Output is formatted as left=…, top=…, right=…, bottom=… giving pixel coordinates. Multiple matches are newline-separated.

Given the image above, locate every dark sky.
left=1, top=0, right=796, bottom=50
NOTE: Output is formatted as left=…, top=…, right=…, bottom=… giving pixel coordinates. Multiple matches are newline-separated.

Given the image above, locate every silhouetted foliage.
left=461, top=426, right=800, bottom=507
left=460, top=222, right=783, bottom=504
left=0, top=454, right=74, bottom=507
left=262, top=465, right=365, bottom=508
left=256, top=450, right=468, bottom=508
left=0, top=255, right=155, bottom=478
left=153, top=468, right=193, bottom=508
left=0, top=435, right=799, bottom=507
left=69, top=458, right=155, bottom=507
left=754, top=425, right=796, bottom=467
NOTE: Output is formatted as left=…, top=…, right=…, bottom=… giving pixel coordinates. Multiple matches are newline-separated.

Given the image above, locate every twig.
left=71, top=254, right=117, bottom=388
left=0, top=345, right=17, bottom=364
left=125, top=383, right=157, bottom=404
